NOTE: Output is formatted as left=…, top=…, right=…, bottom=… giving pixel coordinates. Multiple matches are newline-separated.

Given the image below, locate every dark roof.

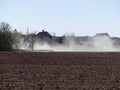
left=37, top=30, right=53, bottom=39
left=94, top=33, right=110, bottom=37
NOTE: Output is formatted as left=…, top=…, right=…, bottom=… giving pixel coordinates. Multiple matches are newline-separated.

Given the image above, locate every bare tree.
left=24, top=32, right=36, bottom=51
left=0, top=22, right=13, bottom=51
left=0, top=22, right=11, bottom=33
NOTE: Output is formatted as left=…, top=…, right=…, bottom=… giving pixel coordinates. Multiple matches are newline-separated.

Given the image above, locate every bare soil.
left=0, top=52, right=120, bottom=90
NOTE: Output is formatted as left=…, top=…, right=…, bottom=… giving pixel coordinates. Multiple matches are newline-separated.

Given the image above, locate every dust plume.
left=15, top=32, right=120, bottom=52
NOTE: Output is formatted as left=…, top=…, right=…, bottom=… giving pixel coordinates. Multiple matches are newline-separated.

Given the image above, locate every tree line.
left=0, top=22, right=55, bottom=51
left=0, top=22, right=22, bottom=51
left=0, top=22, right=13, bottom=51
left=0, top=22, right=75, bottom=51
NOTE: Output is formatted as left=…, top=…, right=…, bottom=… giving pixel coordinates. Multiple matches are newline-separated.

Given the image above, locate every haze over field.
left=1, top=0, right=120, bottom=51
left=17, top=31, right=120, bottom=52
left=1, top=22, right=120, bottom=52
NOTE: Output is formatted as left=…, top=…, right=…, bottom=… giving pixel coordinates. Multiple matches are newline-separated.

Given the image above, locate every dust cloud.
left=16, top=33, right=120, bottom=52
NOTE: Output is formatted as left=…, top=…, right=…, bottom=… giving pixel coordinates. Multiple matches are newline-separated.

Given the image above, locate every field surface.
left=0, top=52, right=120, bottom=90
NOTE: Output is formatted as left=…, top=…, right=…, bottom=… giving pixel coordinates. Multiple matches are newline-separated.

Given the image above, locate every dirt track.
left=0, top=52, right=120, bottom=90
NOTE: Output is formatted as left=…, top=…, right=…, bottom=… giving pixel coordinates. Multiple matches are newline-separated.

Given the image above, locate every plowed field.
left=0, top=52, right=120, bottom=90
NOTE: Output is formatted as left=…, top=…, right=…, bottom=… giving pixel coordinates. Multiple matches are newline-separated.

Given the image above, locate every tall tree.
left=0, top=22, right=13, bottom=51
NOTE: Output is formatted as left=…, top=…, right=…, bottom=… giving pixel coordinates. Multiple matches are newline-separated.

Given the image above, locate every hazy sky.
left=1, top=0, right=120, bottom=36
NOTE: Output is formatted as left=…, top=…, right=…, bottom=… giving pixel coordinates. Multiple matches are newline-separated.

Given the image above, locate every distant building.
left=37, top=30, right=53, bottom=43
left=94, top=33, right=110, bottom=37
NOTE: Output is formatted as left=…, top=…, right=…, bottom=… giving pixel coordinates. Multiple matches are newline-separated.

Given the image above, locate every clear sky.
left=1, top=0, right=120, bottom=36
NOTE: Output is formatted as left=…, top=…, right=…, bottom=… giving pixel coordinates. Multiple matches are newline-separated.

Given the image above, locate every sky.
left=1, top=0, right=120, bottom=36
